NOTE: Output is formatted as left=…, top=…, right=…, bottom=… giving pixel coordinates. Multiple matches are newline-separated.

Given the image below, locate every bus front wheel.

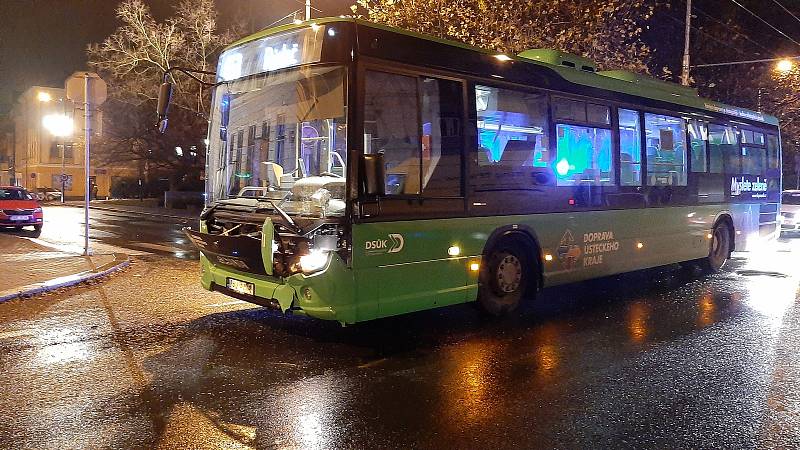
left=702, top=222, right=732, bottom=273
left=478, top=243, right=534, bottom=316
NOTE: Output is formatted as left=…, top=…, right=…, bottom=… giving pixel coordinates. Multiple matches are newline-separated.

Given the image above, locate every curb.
left=0, top=253, right=131, bottom=303
left=61, top=203, right=196, bottom=221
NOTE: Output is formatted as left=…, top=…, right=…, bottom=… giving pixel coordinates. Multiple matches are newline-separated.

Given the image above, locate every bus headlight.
left=299, top=250, right=329, bottom=274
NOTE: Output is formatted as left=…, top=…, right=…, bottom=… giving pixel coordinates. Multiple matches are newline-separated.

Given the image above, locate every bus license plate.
left=227, top=278, right=254, bottom=296
left=10, top=215, right=30, bottom=221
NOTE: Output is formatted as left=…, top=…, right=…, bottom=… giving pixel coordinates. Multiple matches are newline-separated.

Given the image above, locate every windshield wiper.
left=253, top=197, right=299, bottom=233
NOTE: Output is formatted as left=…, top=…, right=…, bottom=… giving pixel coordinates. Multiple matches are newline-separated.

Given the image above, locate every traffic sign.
left=66, top=72, right=107, bottom=105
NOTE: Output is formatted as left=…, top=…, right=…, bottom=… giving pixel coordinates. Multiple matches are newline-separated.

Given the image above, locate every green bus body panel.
left=200, top=206, right=723, bottom=324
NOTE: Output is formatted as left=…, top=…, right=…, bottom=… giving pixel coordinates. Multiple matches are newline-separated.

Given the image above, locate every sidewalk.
left=61, top=199, right=199, bottom=220
left=0, top=233, right=129, bottom=302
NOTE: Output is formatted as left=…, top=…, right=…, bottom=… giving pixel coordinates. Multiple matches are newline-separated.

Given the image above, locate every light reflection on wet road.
left=0, top=219, right=798, bottom=447
left=27, top=205, right=199, bottom=259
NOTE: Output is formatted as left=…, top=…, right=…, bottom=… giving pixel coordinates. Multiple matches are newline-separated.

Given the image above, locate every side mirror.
left=362, top=153, right=386, bottom=196
left=156, top=82, right=174, bottom=133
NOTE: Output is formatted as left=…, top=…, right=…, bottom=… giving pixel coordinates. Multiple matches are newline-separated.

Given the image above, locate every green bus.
left=182, top=18, right=782, bottom=324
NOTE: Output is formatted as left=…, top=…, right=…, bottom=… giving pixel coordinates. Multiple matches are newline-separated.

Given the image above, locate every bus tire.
left=478, top=240, right=535, bottom=316
left=702, top=221, right=732, bottom=273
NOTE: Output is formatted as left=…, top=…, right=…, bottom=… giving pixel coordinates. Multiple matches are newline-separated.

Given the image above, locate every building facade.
left=0, top=115, right=13, bottom=186
left=10, top=86, right=137, bottom=198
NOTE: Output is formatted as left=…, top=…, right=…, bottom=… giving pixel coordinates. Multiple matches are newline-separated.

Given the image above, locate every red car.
left=0, top=186, right=43, bottom=233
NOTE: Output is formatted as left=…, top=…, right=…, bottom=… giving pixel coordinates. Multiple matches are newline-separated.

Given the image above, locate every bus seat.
left=262, top=162, right=284, bottom=188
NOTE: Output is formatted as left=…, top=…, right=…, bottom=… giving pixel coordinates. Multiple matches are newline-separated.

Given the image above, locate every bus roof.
left=227, top=17, right=779, bottom=127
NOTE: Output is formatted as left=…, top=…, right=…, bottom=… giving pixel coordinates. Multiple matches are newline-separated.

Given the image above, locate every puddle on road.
left=735, top=270, right=789, bottom=278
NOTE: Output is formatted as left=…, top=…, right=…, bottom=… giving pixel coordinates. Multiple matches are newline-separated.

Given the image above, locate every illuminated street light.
left=37, top=91, right=52, bottom=102
left=776, top=58, right=795, bottom=73
left=42, top=114, right=73, bottom=137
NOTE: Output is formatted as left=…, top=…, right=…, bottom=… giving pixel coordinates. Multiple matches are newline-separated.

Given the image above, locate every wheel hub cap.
left=496, top=254, right=522, bottom=293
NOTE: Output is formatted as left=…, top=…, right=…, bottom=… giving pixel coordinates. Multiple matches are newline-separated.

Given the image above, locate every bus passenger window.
left=555, top=124, right=613, bottom=186
left=587, top=104, right=611, bottom=125
left=742, top=130, right=765, bottom=146
left=618, top=109, right=642, bottom=186
left=553, top=97, right=587, bottom=122
left=475, top=85, right=549, bottom=168
left=767, top=134, right=781, bottom=170
left=707, top=124, right=737, bottom=174
left=740, top=129, right=767, bottom=175
left=364, top=71, right=421, bottom=195
left=644, top=113, right=687, bottom=186
left=420, top=77, right=463, bottom=196
left=741, top=146, right=766, bottom=175
left=687, top=120, right=708, bottom=173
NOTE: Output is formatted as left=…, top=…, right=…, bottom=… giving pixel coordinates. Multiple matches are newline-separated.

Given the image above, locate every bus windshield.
left=206, top=65, right=347, bottom=217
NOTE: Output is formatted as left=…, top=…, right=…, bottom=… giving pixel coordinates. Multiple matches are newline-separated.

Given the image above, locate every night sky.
left=0, top=0, right=352, bottom=113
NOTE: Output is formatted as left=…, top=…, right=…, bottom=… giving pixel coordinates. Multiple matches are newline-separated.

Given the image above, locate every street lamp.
left=42, top=113, right=73, bottom=203
left=776, top=58, right=795, bottom=73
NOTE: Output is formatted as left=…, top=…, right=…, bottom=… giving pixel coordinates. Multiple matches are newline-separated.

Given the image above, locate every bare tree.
left=87, top=0, right=240, bottom=189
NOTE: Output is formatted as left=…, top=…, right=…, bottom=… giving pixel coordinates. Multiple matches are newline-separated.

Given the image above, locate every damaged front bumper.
left=199, top=250, right=355, bottom=324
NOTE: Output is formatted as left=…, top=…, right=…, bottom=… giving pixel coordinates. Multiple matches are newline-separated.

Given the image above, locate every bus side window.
left=419, top=77, right=463, bottom=197
left=767, top=134, right=781, bottom=171
left=644, top=113, right=687, bottom=186
left=618, top=109, right=642, bottom=185
left=707, top=124, right=740, bottom=174
left=687, top=119, right=708, bottom=173
left=364, top=71, right=422, bottom=195
left=553, top=97, right=613, bottom=186
left=554, top=124, right=613, bottom=186
left=740, top=129, right=767, bottom=176
left=475, top=85, right=549, bottom=168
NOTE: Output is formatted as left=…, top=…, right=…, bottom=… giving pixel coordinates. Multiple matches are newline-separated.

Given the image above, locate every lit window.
left=644, top=113, right=687, bottom=186
left=618, top=109, right=642, bottom=186
left=687, top=119, right=708, bottom=173
left=555, top=124, right=613, bottom=186
left=708, top=124, right=737, bottom=174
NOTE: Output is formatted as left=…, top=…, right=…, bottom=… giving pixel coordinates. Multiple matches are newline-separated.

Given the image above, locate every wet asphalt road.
left=1, top=208, right=800, bottom=448
left=21, top=205, right=200, bottom=259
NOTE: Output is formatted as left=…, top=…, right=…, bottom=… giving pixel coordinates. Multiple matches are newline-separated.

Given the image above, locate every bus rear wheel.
left=702, top=222, right=731, bottom=273
left=478, top=243, right=534, bottom=316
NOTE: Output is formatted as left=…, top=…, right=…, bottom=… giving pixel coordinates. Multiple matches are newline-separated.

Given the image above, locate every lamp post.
left=42, top=113, right=73, bottom=203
